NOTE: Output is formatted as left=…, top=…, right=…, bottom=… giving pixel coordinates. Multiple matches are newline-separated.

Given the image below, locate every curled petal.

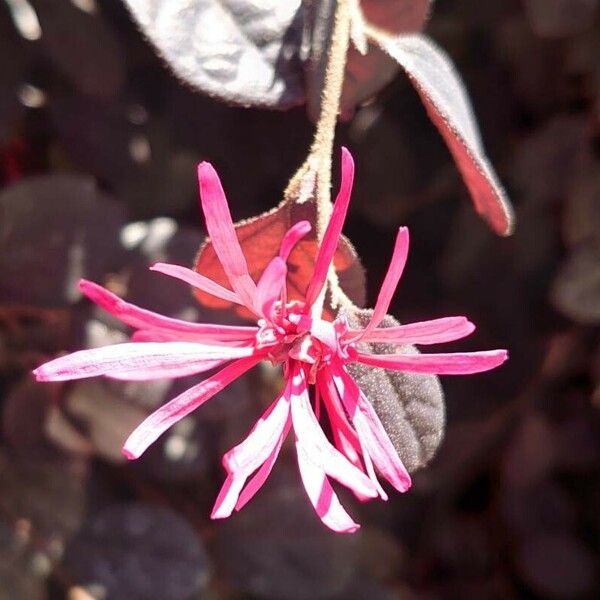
left=79, top=279, right=257, bottom=341
left=210, top=475, right=246, bottom=520
left=150, top=263, right=242, bottom=306
left=123, top=354, right=263, bottom=459
left=34, top=342, right=256, bottom=382
left=289, top=366, right=377, bottom=499
left=354, top=349, right=509, bottom=375
left=255, top=257, right=287, bottom=318
left=348, top=316, right=475, bottom=345
left=296, top=441, right=360, bottom=533
left=328, top=362, right=411, bottom=493
left=197, top=162, right=258, bottom=309
left=305, top=147, right=355, bottom=307
left=319, top=377, right=386, bottom=501
left=278, top=220, right=311, bottom=262
left=235, top=420, right=291, bottom=511
left=354, top=227, right=409, bottom=341
left=213, top=387, right=292, bottom=518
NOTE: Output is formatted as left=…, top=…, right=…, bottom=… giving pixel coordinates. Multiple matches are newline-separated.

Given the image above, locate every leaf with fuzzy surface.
left=345, top=310, right=445, bottom=473
left=372, top=33, right=514, bottom=235
left=122, top=0, right=305, bottom=108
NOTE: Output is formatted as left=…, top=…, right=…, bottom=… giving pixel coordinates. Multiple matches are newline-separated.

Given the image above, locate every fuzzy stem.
left=284, top=0, right=354, bottom=316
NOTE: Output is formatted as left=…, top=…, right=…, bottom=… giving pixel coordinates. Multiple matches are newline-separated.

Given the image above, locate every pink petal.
left=295, top=441, right=360, bottom=533
left=131, top=330, right=255, bottom=346
left=197, top=162, right=258, bottom=309
left=352, top=227, right=409, bottom=342
left=279, top=220, right=311, bottom=262
left=213, top=388, right=291, bottom=519
left=80, top=280, right=257, bottom=341
left=150, top=263, right=243, bottom=306
left=106, top=359, right=226, bottom=380
left=222, top=393, right=291, bottom=474
left=317, top=377, right=361, bottom=464
left=318, top=377, right=387, bottom=501
left=255, top=257, right=287, bottom=318
left=328, top=362, right=411, bottom=493
left=289, top=366, right=377, bottom=499
left=304, top=147, right=355, bottom=307
left=235, top=420, right=291, bottom=511
left=210, top=475, right=246, bottom=520
left=348, top=316, right=475, bottom=345
left=354, top=349, right=509, bottom=375
left=33, top=342, right=256, bottom=382
left=123, top=354, right=263, bottom=459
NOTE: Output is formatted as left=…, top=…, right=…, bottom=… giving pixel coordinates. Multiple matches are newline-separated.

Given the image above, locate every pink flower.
left=34, top=148, right=507, bottom=532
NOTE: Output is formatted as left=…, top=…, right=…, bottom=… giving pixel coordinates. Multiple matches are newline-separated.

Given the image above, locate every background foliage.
left=0, top=0, right=598, bottom=598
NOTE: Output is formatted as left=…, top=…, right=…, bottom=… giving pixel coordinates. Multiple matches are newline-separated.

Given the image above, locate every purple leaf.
left=122, top=0, right=305, bottom=108
left=372, top=33, right=515, bottom=235
left=345, top=311, right=445, bottom=473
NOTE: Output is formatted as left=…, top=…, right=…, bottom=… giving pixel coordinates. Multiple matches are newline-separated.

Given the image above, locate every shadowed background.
left=0, top=0, right=598, bottom=598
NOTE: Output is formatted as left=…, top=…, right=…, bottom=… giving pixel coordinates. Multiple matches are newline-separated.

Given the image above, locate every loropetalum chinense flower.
left=34, top=148, right=507, bottom=532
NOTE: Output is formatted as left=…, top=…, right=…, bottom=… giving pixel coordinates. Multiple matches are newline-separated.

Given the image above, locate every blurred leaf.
left=194, top=180, right=366, bottom=316
left=62, top=504, right=210, bottom=600
left=2, top=376, right=68, bottom=460
left=501, top=480, right=577, bottom=537
left=31, top=0, right=125, bottom=97
left=373, top=33, right=514, bottom=235
left=524, top=0, right=598, bottom=39
left=215, top=467, right=358, bottom=600
left=551, top=240, right=600, bottom=324
left=0, top=452, right=86, bottom=539
left=511, top=115, right=588, bottom=205
left=501, top=412, right=557, bottom=487
left=122, top=0, right=305, bottom=108
left=516, top=532, right=596, bottom=598
left=345, top=311, right=445, bottom=473
left=0, top=5, right=29, bottom=144
left=51, top=97, right=200, bottom=218
left=0, top=174, right=126, bottom=307
left=0, top=520, right=46, bottom=600
left=66, top=379, right=149, bottom=464
left=564, top=158, right=600, bottom=248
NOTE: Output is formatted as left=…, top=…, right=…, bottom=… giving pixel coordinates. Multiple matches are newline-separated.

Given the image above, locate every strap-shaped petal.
left=34, top=342, right=256, bottom=382
left=123, top=354, right=263, bottom=459
left=305, top=147, right=355, bottom=307
left=354, top=349, right=508, bottom=374
left=235, top=420, right=291, bottom=512
left=352, top=227, right=409, bottom=342
left=328, top=361, right=411, bottom=493
left=150, top=263, right=242, bottom=306
left=296, top=441, right=360, bottom=533
left=319, top=377, right=387, bottom=501
left=106, top=359, right=226, bottom=381
left=213, top=384, right=292, bottom=518
left=255, top=257, right=287, bottom=318
left=289, top=365, right=377, bottom=499
left=347, top=316, right=475, bottom=345
left=279, top=220, right=311, bottom=262
left=197, top=162, right=258, bottom=309
left=80, top=280, right=257, bottom=342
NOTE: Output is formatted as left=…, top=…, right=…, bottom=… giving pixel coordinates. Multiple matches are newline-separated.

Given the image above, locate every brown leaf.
left=193, top=195, right=366, bottom=316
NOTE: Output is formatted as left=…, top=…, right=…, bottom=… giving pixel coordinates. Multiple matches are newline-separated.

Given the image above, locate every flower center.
left=255, top=301, right=350, bottom=380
